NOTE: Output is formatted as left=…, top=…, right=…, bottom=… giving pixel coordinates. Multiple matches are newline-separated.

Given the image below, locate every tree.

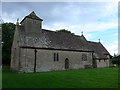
left=56, top=29, right=74, bottom=35
left=112, top=55, right=120, bottom=67
left=2, top=22, right=15, bottom=65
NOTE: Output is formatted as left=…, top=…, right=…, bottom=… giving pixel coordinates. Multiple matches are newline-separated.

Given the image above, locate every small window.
left=57, top=53, right=59, bottom=61
left=99, top=60, right=101, bottom=62
left=54, top=53, right=56, bottom=61
left=53, top=53, right=59, bottom=61
left=82, top=54, right=87, bottom=61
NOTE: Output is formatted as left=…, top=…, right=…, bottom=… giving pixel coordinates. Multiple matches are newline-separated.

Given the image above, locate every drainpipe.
left=34, top=49, right=37, bottom=73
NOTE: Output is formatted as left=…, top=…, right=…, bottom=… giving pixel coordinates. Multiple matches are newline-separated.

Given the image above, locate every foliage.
left=2, top=23, right=15, bottom=65
left=112, top=55, right=120, bottom=66
left=3, top=67, right=118, bottom=88
left=56, top=29, right=74, bottom=35
left=109, top=55, right=113, bottom=59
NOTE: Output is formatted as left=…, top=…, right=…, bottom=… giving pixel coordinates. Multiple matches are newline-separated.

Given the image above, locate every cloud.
left=43, top=22, right=117, bottom=34
left=2, top=2, right=118, bottom=55
left=102, top=2, right=118, bottom=17
left=84, top=33, right=94, bottom=40
left=2, top=4, right=30, bottom=23
left=2, top=2, right=118, bottom=24
left=80, top=22, right=117, bottom=32
left=105, top=40, right=118, bottom=55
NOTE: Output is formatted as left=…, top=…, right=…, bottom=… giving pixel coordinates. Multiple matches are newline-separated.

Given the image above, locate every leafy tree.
left=56, top=29, right=74, bottom=35
left=2, top=23, right=15, bottom=65
left=112, top=55, right=120, bottom=67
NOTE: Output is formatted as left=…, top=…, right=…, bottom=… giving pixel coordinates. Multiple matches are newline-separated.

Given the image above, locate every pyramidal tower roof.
left=26, top=11, right=43, bottom=21
left=20, top=11, right=43, bottom=23
left=29, top=11, right=36, bottom=16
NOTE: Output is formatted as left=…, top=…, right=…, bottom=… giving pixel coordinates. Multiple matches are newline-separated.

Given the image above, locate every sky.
left=1, top=1, right=118, bottom=55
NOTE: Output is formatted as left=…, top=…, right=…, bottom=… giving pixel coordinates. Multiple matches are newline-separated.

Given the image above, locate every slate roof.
left=42, top=29, right=93, bottom=52
left=19, top=11, right=110, bottom=59
left=88, top=41, right=110, bottom=59
left=20, top=11, right=43, bottom=24
left=18, top=26, right=110, bottom=59
left=19, top=27, right=93, bottom=52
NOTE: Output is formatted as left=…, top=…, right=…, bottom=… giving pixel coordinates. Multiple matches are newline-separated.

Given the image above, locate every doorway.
left=65, top=58, right=69, bottom=69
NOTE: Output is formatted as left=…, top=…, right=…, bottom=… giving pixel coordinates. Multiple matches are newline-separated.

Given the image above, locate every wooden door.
left=65, top=58, right=69, bottom=69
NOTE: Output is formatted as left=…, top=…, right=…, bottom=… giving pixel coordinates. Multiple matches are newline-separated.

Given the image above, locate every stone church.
left=11, top=11, right=110, bottom=73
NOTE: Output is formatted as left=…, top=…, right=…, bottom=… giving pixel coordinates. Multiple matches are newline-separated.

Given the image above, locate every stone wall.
left=21, top=18, right=42, bottom=35
left=96, top=59, right=109, bottom=68
left=18, top=48, right=93, bottom=73
left=11, top=24, right=20, bottom=72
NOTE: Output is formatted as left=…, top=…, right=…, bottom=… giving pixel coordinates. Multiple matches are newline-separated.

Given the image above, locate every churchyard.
left=2, top=66, right=118, bottom=88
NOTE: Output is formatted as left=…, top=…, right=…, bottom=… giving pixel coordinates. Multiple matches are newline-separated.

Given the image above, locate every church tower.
left=20, top=11, right=43, bottom=35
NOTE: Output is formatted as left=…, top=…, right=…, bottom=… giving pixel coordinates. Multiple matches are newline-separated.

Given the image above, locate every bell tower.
left=20, top=11, right=43, bottom=35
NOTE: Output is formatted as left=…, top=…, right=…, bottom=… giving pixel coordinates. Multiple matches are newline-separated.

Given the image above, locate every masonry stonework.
left=18, top=48, right=93, bottom=73
left=11, top=11, right=111, bottom=73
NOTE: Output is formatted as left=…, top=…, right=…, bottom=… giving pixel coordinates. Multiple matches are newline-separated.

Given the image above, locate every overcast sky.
left=2, top=2, right=118, bottom=55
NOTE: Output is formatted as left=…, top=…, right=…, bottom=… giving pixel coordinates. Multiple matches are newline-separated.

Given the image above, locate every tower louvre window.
left=32, top=20, right=36, bottom=24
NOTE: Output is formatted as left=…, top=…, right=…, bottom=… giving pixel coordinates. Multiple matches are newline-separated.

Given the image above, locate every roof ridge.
left=28, top=11, right=36, bottom=16
left=88, top=41, right=99, bottom=43
left=42, top=29, right=85, bottom=38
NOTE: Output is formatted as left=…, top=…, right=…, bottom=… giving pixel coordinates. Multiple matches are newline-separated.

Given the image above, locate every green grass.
left=2, top=67, right=118, bottom=88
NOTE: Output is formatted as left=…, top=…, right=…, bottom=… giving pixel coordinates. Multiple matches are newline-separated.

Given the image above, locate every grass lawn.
left=2, top=67, right=118, bottom=88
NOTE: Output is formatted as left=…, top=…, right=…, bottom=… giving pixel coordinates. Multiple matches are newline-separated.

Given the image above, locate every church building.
left=11, top=11, right=110, bottom=73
